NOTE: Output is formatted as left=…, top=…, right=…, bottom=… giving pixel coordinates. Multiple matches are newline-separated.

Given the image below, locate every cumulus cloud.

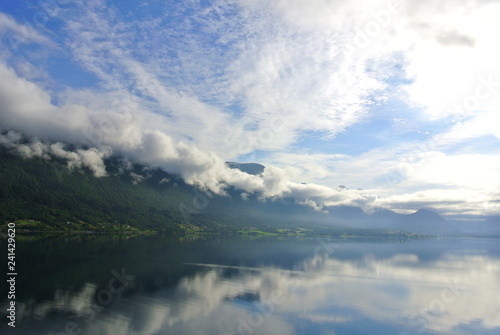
left=0, top=18, right=372, bottom=211
left=0, top=131, right=111, bottom=177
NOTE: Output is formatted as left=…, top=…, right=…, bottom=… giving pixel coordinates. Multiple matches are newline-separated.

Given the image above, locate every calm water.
left=1, top=235, right=499, bottom=335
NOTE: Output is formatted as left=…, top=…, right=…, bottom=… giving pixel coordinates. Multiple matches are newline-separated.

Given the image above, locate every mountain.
left=393, top=209, right=454, bottom=233
left=307, top=206, right=457, bottom=233
left=0, top=148, right=193, bottom=232
left=0, top=147, right=459, bottom=234
left=452, top=216, right=500, bottom=235
left=226, top=162, right=265, bottom=175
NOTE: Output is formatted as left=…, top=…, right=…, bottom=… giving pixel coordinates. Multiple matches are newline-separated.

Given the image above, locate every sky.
left=0, top=0, right=499, bottom=221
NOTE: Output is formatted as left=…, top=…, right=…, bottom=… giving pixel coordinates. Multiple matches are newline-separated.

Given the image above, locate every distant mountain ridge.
left=0, top=148, right=492, bottom=235
left=226, top=162, right=265, bottom=175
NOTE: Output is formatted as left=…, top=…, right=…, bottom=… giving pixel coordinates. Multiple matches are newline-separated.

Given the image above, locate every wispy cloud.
left=0, top=0, right=500, bottom=218
left=0, top=12, right=53, bottom=46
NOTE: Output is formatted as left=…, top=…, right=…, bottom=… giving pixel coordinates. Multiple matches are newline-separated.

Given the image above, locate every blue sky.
left=1, top=0, right=500, bottom=220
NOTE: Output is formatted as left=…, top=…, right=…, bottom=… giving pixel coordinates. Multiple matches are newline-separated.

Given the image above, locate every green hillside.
left=0, top=149, right=215, bottom=232
left=0, top=149, right=324, bottom=234
left=0, top=148, right=435, bottom=237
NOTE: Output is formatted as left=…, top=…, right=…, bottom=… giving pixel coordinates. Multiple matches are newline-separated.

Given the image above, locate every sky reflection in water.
left=1, top=236, right=499, bottom=335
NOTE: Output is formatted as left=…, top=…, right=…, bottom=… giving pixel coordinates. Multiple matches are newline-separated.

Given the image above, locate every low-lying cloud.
left=0, top=128, right=371, bottom=211
left=0, top=131, right=110, bottom=177
left=1, top=0, right=500, bottom=218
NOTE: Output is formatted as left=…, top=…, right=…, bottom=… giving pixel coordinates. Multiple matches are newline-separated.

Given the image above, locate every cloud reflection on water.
left=14, top=245, right=499, bottom=335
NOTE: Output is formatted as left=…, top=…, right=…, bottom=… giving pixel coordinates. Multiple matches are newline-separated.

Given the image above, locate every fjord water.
left=1, top=235, right=499, bottom=335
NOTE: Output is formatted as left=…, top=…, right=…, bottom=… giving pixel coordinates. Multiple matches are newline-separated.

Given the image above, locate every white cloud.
left=0, top=131, right=111, bottom=177
left=0, top=12, right=53, bottom=46
left=59, top=0, right=394, bottom=153
left=437, top=110, right=500, bottom=144
left=1, top=0, right=500, bottom=217
left=0, top=6, right=385, bottom=210
left=395, top=1, right=500, bottom=120
left=264, top=142, right=500, bottom=216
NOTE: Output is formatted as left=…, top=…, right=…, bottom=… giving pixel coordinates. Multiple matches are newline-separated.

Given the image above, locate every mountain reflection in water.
left=1, top=236, right=499, bottom=335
